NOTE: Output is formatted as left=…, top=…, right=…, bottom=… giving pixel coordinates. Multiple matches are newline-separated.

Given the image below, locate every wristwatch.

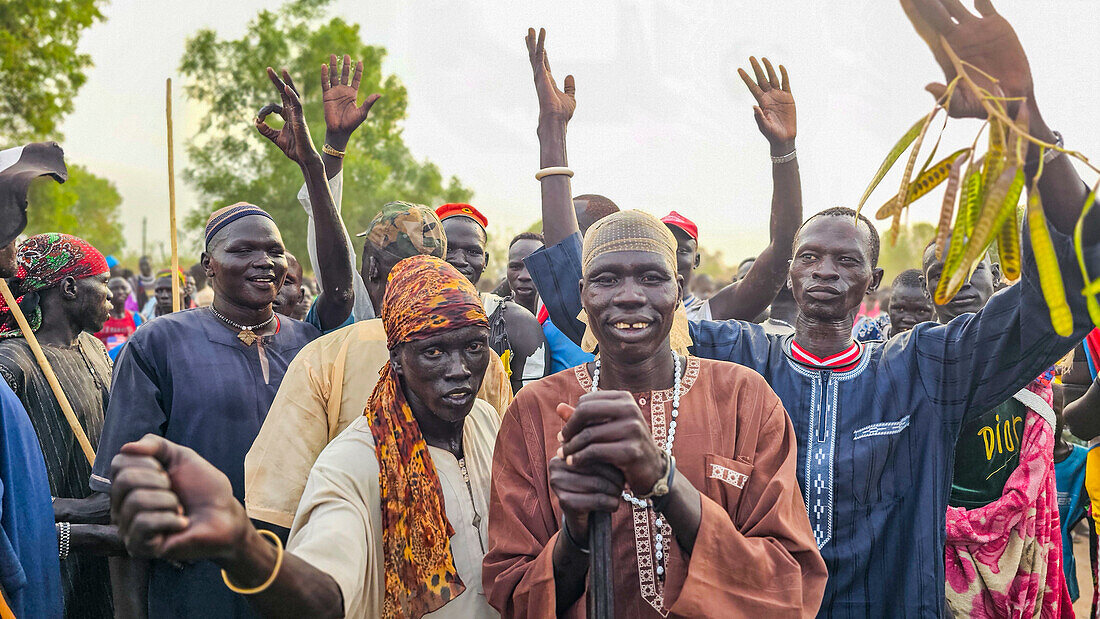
left=639, top=452, right=674, bottom=499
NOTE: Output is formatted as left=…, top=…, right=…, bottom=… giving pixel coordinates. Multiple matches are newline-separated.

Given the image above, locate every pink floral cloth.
left=944, top=381, right=1072, bottom=618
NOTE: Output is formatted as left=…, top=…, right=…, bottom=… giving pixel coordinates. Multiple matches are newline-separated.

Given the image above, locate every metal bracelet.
left=771, top=149, right=797, bottom=165
left=57, top=522, right=71, bottom=560
left=1043, top=131, right=1064, bottom=165
left=322, top=143, right=346, bottom=159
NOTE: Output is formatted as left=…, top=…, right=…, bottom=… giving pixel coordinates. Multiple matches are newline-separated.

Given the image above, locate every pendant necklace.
left=210, top=307, right=277, bottom=346
left=590, top=351, right=681, bottom=614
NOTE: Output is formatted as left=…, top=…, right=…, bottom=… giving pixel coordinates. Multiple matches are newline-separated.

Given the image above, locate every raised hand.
left=738, top=56, right=796, bottom=148
left=901, top=0, right=1033, bottom=118
left=322, top=54, right=381, bottom=146
left=110, top=434, right=251, bottom=564
left=526, top=28, right=576, bottom=129
left=255, top=67, right=322, bottom=168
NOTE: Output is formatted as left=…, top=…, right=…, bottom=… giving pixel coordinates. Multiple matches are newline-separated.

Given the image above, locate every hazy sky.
left=58, top=0, right=1100, bottom=263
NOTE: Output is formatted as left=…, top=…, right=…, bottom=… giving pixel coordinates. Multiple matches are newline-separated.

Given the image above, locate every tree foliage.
left=877, top=221, right=936, bottom=287
left=26, top=164, right=125, bottom=255
left=179, top=0, right=471, bottom=262
left=0, top=0, right=105, bottom=143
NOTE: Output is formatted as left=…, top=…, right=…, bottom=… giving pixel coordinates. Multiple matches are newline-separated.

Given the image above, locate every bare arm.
left=902, top=0, right=1095, bottom=240
left=1065, top=377, right=1100, bottom=441
left=527, top=28, right=580, bottom=248
left=53, top=491, right=110, bottom=524
left=707, top=57, right=801, bottom=321
left=258, top=59, right=379, bottom=329
left=502, top=300, right=546, bottom=392
left=111, top=435, right=345, bottom=618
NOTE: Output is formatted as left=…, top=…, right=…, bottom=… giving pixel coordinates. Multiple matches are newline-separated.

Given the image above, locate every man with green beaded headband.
left=484, top=210, right=825, bottom=617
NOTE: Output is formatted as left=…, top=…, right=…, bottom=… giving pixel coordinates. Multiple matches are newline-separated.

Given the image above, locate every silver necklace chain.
left=590, top=350, right=681, bottom=579
left=209, top=306, right=276, bottom=332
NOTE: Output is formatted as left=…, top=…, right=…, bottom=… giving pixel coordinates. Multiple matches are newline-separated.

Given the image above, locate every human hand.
left=526, top=28, right=575, bottom=130
left=738, top=56, right=796, bottom=149
left=255, top=67, right=322, bottom=168
left=901, top=0, right=1033, bottom=118
left=557, top=392, right=665, bottom=498
left=110, top=435, right=251, bottom=565
left=322, top=54, right=381, bottom=148
left=548, top=455, right=624, bottom=547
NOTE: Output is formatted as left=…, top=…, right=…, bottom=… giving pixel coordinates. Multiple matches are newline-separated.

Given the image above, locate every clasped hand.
left=550, top=390, right=665, bottom=545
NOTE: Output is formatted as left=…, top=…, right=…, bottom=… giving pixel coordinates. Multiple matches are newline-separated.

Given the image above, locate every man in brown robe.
left=483, top=208, right=825, bottom=617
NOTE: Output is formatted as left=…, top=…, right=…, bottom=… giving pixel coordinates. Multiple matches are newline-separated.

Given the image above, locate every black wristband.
left=651, top=457, right=677, bottom=513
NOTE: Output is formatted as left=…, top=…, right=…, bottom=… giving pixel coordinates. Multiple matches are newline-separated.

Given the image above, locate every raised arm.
left=1065, top=376, right=1100, bottom=441
left=256, top=62, right=373, bottom=330
left=528, top=28, right=579, bottom=248
left=901, top=0, right=1094, bottom=238
left=902, top=0, right=1100, bottom=417
left=706, top=57, right=801, bottom=321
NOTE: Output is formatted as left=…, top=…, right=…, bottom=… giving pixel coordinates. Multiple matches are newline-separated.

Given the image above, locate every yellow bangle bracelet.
left=221, top=529, right=285, bottom=595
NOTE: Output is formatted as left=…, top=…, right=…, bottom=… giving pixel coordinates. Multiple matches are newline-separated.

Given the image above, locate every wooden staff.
left=587, top=511, right=613, bottom=618
left=166, top=78, right=180, bottom=313
left=0, top=279, right=95, bottom=465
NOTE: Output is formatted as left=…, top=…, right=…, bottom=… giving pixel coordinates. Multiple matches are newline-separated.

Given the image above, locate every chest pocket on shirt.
left=851, top=415, right=913, bottom=506
left=703, top=454, right=753, bottom=515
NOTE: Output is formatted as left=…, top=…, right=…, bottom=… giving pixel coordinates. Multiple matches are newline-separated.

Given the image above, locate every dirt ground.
left=1074, top=520, right=1093, bottom=618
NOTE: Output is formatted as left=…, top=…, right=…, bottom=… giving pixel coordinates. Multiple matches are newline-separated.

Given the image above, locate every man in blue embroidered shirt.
left=522, top=1, right=1100, bottom=615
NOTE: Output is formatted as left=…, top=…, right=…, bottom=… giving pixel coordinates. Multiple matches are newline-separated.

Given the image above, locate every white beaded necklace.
left=590, top=350, right=681, bottom=581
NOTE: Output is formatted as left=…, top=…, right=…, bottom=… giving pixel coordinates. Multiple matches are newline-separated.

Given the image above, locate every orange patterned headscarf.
left=366, top=255, right=488, bottom=618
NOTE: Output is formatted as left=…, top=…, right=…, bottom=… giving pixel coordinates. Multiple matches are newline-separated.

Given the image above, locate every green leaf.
left=856, top=112, right=936, bottom=217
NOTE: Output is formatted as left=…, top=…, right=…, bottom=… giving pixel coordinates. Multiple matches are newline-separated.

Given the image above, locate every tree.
left=26, top=164, right=125, bottom=255
left=179, top=0, right=471, bottom=262
left=877, top=221, right=936, bottom=286
left=0, top=0, right=106, bottom=143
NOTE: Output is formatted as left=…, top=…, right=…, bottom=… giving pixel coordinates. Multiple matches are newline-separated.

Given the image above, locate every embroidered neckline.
left=570, top=356, right=700, bottom=615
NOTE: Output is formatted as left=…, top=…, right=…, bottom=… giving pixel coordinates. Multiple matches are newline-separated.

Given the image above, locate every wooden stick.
left=0, top=279, right=95, bottom=465
left=587, top=510, right=613, bottom=618
left=167, top=78, right=181, bottom=313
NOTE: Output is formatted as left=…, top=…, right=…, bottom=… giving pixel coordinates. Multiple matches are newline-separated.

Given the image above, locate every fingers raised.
left=974, top=0, right=998, bottom=17
left=329, top=54, right=339, bottom=88
left=351, top=60, right=363, bottom=90
left=340, top=54, right=351, bottom=85
left=321, top=62, right=330, bottom=91
left=266, top=66, right=287, bottom=97
left=563, top=74, right=576, bottom=98
left=909, top=0, right=956, bottom=33
left=763, top=57, right=780, bottom=89
left=780, top=64, right=791, bottom=93
left=940, top=0, right=975, bottom=22
left=749, top=56, right=769, bottom=91
left=738, top=67, right=764, bottom=100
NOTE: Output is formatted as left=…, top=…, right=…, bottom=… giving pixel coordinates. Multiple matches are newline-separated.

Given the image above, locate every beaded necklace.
left=589, top=351, right=681, bottom=588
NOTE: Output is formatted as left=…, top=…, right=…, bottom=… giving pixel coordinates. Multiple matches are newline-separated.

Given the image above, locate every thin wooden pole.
left=0, top=279, right=95, bottom=465
left=587, top=510, right=613, bottom=618
left=166, top=78, right=180, bottom=313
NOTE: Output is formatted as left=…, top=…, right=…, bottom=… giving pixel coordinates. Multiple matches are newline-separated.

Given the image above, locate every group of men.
left=1, top=0, right=1099, bottom=617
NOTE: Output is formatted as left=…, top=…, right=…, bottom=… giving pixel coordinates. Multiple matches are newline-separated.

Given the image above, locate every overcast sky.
left=58, top=0, right=1100, bottom=262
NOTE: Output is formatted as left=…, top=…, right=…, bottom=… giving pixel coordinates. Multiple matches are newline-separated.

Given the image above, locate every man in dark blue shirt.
left=523, top=1, right=1100, bottom=614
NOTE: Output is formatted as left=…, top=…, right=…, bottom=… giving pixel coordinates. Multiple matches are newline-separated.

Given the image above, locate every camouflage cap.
left=356, top=201, right=447, bottom=260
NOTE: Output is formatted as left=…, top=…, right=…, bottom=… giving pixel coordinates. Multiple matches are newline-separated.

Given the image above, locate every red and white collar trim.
left=790, top=340, right=862, bottom=371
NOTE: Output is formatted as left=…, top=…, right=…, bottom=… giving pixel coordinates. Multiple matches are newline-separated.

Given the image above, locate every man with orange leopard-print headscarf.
left=108, top=255, right=499, bottom=619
